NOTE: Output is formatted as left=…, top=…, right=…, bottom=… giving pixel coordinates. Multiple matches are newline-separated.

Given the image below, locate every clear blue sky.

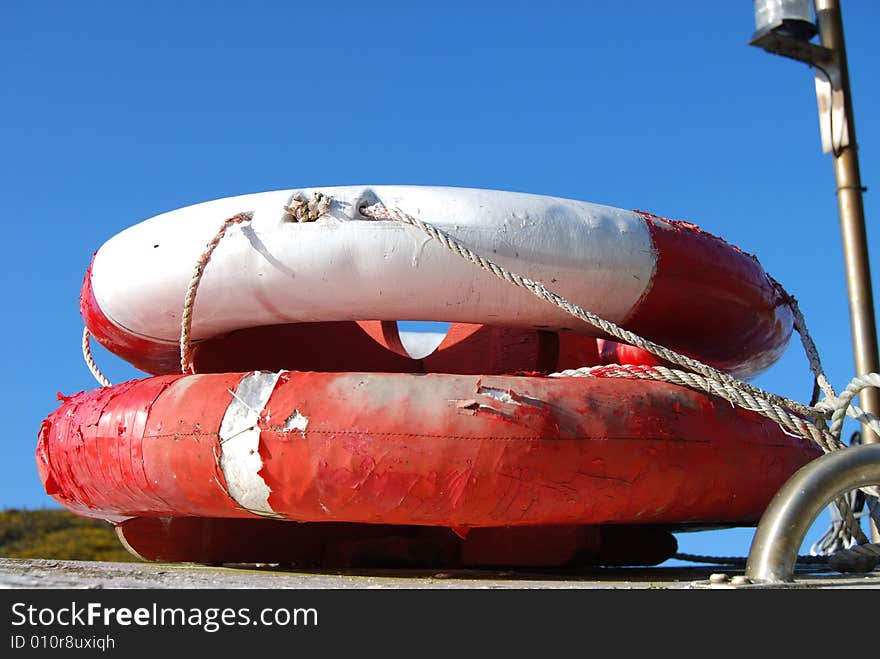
left=4, top=1, right=878, bottom=563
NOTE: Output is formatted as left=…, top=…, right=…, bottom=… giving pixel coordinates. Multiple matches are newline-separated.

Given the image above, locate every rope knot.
left=827, top=542, right=880, bottom=573
left=284, top=192, right=332, bottom=223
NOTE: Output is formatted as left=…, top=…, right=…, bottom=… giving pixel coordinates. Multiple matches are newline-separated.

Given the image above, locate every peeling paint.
left=219, top=371, right=282, bottom=515
left=477, top=385, right=548, bottom=410
left=477, top=386, right=517, bottom=404
left=283, top=409, right=309, bottom=437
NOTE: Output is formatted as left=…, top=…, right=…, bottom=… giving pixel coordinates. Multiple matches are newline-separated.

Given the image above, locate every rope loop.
left=180, top=212, right=254, bottom=374
left=180, top=192, right=332, bottom=374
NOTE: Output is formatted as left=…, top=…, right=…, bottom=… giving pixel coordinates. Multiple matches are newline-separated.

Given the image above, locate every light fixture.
left=749, top=0, right=832, bottom=67
left=752, top=0, right=817, bottom=41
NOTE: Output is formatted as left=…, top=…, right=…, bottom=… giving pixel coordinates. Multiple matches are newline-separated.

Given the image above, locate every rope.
left=550, top=363, right=838, bottom=451
left=673, top=543, right=880, bottom=573
left=359, top=200, right=880, bottom=565
left=180, top=193, right=331, bottom=373
left=358, top=203, right=847, bottom=445
left=673, top=552, right=827, bottom=567
left=820, top=373, right=880, bottom=443
left=827, top=542, right=880, bottom=573
left=82, top=327, right=111, bottom=388
left=359, top=204, right=880, bottom=455
left=770, top=278, right=836, bottom=402
left=179, top=212, right=253, bottom=373
left=283, top=191, right=331, bottom=222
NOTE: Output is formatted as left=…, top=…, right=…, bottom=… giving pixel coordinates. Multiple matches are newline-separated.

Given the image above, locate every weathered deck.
left=2, top=558, right=878, bottom=589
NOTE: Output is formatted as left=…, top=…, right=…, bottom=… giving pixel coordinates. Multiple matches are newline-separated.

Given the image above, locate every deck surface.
left=2, top=558, right=878, bottom=589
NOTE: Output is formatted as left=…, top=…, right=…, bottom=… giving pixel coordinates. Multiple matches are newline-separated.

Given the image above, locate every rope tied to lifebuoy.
left=357, top=203, right=848, bottom=448
left=180, top=212, right=254, bottom=374
left=283, top=192, right=331, bottom=223
left=82, top=191, right=880, bottom=570
left=180, top=193, right=333, bottom=372
left=82, top=327, right=111, bottom=388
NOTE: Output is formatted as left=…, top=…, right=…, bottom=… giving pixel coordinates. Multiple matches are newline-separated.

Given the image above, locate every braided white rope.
left=83, top=194, right=332, bottom=383
left=359, top=203, right=844, bottom=442
left=819, top=373, right=880, bottom=441
left=358, top=203, right=880, bottom=450
left=179, top=212, right=254, bottom=374
left=82, top=328, right=111, bottom=388
left=180, top=195, right=331, bottom=372
left=772, top=282, right=837, bottom=402
left=553, top=364, right=838, bottom=451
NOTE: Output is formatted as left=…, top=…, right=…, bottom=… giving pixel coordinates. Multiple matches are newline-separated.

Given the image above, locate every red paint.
left=628, top=212, right=793, bottom=378
left=36, top=375, right=181, bottom=521
left=39, top=371, right=821, bottom=527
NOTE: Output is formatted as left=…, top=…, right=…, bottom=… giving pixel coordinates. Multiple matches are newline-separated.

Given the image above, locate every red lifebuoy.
left=39, top=370, right=819, bottom=529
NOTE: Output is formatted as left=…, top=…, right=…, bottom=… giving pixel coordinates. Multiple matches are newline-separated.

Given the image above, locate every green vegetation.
left=0, top=509, right=136, bottom=562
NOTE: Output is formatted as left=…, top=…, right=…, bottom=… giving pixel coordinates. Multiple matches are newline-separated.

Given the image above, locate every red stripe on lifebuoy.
left=81, top=256, right=181, bottom=375
left=625, top=213, right=793, bottom=378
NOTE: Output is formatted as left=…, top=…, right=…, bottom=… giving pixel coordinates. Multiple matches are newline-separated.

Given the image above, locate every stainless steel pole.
left=815, top=0, right=880, bottom=445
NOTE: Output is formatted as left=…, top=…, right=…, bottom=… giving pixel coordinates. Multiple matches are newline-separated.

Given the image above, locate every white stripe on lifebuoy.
left=218, top=370, right=282, bottom=517
left=90, top=186, right=657, bottom=344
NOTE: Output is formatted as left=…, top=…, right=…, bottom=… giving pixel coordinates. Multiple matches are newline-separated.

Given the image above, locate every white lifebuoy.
left=83, top=185, right=792, bottom=377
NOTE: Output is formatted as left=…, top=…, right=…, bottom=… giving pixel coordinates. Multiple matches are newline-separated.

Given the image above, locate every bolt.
left=730, top=575, right=752, bottom=586
left=709, top=573, right=730, bottom=584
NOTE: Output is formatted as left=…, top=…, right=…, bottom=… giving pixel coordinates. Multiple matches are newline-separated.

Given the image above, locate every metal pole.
left=815, top=0, right=880, bottom=445
left=744, top=444, right=880, bottom=583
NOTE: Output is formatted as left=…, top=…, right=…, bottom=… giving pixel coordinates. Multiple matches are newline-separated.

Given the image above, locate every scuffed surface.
left=38, top=371, right=821, bottom=527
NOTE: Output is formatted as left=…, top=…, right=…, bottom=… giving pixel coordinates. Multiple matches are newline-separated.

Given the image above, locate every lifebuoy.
left=82, top=186, right=792, bottom=378
left=38, top=370, right=819, bottom=528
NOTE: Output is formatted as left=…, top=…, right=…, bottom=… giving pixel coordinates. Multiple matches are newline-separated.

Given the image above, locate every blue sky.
left=4, top=1, right=878, bottom=564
